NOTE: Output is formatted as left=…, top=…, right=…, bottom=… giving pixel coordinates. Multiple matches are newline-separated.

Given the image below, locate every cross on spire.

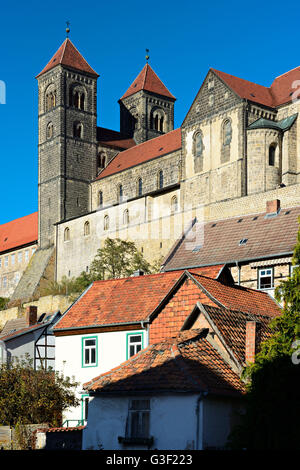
left=145, top=49, right=150, bottom=62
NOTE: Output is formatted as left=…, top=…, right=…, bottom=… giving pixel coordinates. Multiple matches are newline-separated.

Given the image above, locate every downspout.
left=0, top=340, right=8, bottom=365
left=196, top=391, right=208, bottom=450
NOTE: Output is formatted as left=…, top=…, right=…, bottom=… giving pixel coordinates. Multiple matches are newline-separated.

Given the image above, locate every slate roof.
left=96, top=128, right=181, bottom=180
left=0, top=212, right=38, bottom=254
left=83, top=329, right=245, bottom=397
left=36, top=38, right=98, bottom=78
left=53, top=266, right=224, bottom=332
left=162, top=205, right=300, bottom=271
left=120, top=63, right=176, bottom=101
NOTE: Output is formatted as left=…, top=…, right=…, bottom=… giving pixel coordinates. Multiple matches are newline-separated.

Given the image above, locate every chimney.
left=245, top=321, right=257, bottom=364
left=25, top=306, right=38, bottom=326
left=266, top=199, right=280, bottom=214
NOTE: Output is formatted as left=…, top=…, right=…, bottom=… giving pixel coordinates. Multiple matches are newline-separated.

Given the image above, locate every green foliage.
left=42, top=238, right=161, bottom=299
left=0, top=297, right=9, bottom=310
left=228, top=220, right=300, bottom=450
left=90, top=238, right=153, bottom=280
left=0, top=355, right=79, bottom=427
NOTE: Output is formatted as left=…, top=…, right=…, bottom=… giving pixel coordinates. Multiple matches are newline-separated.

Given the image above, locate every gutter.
left=54, top=319, right=149, bottom=334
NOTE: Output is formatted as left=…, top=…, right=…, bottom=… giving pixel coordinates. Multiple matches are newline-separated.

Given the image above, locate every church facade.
left=5, top=37, right=300, bottom=300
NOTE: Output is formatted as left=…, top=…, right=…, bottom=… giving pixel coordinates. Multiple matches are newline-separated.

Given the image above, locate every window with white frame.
left=4, top=256, right=8, bottom=267
left=258, top=268, right=273, bottom=289
left=126, top=399, right=150, bottom=439
left=18, top=252, right=22, bottom=263
left=25, top=250, right=29, bottom=262
left=127, top=333, right=143, bottom=359
left=11, top=254, right=15, bottom=265
left=82, top=337, right=97, bottom=367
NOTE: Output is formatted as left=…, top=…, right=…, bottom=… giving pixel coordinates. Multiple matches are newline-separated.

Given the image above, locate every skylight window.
left=192, top=245, right=202, bottom=252
left=239, top=238, right=248, bottom=246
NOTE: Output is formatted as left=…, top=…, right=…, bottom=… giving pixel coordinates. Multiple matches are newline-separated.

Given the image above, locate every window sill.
left=118, top=436, right=154, bottom=447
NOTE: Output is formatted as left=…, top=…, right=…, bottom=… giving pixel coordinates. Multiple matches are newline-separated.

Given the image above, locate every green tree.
left=90, top=238, right=153, bottom=280
left=0, top=297, right=9, bottom=310
left=228, top=221, right=300, bottom=450
left=0, top=356, right=79, bottom=428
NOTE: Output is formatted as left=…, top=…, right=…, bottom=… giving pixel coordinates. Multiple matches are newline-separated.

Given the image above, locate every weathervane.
left=66, top=21, right=70, bottom=37
left=145, top=48, right=150, bottom=62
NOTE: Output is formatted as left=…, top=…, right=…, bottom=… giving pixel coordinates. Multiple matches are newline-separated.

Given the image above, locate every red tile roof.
left=36, top=38, right=98, bottom=78
left=120, top=63, right=176, bottom=101
left=83, top=329, right=245, bottom=396
left=163, top=205, right=300, bottom=271
left=97, top=127, right=136, bottom=150
left=213, top=69, right=275, bottom=107
left=213, top=66, right=300, bottom=108
left=53, top=266, right=224, bottom=332
left=96, top=128, right=181, bottom=180
left=189, top=273, right=281, bottom=318
left=0, top=212, right=38, bottom=254
left=270, top=66, right=300, bottom=106
left=195, top=304, right=273, bottom=366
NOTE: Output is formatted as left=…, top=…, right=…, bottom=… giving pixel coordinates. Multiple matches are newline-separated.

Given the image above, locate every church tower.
left=118, top=63, right=176, bottom=144
left=36, top=38, right=99, bottom=248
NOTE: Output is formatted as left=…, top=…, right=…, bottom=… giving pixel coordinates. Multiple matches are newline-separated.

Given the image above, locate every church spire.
left=120, top=63, right=175, bottom=101
left=36, top=38, right=99, bottom=78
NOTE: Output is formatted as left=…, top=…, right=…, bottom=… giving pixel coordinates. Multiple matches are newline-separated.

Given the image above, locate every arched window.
left=98, top=190, right=103, bottom=208
left=222, top=119, right=232, bottom=146
left=46, top=122, right=53, bottom=140
left=45, top=85, right=57, bottom=112
left=84, top=221, right=90, bottom=236
left=137, top=178, right=143, bottom=196
left=104, top=215, right=109, bottom=231
left=73, top=122, right=83, bottom=139
left=269, top=144, right=276, bottom=166
left=64, top=227, right=70, bottom=242
left=158, top=170, right=164, bottom=189
left=70, top=87, right=85, bottom=110
left=150, top=108, right=165, bottom=132
left=123, top=209, right=129, bottom=225
left=171, top=195, right=178, bottom=213
left=194, top=132, right=203, bottom=157
left=97, top=152, right=106, bottom=169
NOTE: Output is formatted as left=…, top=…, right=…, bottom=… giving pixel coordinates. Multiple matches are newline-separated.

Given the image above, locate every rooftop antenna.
left=145, top=48, right=150, bottom=63
left=66, top=21, right=70, bottom=38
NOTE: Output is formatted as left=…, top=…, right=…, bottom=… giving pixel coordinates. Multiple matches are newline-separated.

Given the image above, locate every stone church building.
left=3, top=37, right=300, bottom=302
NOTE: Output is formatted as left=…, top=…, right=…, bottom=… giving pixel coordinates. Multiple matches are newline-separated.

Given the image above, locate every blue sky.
left=0, top=0, right=299, bottom=224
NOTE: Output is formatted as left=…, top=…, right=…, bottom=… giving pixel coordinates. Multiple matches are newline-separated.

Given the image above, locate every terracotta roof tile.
left=96, top=128, right=181, bottom=180
left=213, top=66, right=300, bottom=108
left=83, top=329, right=245, bottom=396
left=120, top=63, right=175, bottom=101
left=53, top=266, right=223, bottom=331
left=0, top=212, right=38, bottom=254
left=199, top=304, right=273, bottom=365
left=36, top=38, right=98, bottom=78
left=189, top=273, right=281, bottom=317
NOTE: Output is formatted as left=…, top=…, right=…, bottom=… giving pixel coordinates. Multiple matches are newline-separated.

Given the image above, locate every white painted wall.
left=55, top=327, right=149, bottom=424
left=82, top=394, right=242, bottom=450
left=82, top=394, right=199, bottom=450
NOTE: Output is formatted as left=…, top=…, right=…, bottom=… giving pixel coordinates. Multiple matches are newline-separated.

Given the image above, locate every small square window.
left=258, top=268, right=273, bottom=290
left=82, top=337, right=97, bottom=367
left=127, top=333, right=143, bottom=359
